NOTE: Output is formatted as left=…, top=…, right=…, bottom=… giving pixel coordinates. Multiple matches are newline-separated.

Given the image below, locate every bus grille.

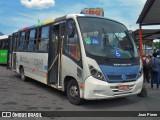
left=107, top=74, right=137, bottom=80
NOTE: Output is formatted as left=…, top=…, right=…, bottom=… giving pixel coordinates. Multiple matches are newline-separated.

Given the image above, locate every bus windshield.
left=78, top=17, right=139, bottom=59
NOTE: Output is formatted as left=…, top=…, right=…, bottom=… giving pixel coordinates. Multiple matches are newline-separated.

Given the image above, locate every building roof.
left=133, top=29, right=160, bottom=44
left=137, top=0, right=160, bottom=25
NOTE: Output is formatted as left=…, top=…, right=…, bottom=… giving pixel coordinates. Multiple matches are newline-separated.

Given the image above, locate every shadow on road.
left=18, top=76, right=66, bottom=99
left=81, top=96, right=141, bottom=109
left=0, top=64, right=7, bottom=67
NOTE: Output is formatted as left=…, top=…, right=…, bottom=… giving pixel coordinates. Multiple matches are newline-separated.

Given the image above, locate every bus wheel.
left=67, top=80, right=83, bottom=105
left=20, top=67, right=26, bottom=81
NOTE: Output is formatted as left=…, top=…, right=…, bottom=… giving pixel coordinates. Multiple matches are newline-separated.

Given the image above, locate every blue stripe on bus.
left=99, top=65, right=140, bottom=82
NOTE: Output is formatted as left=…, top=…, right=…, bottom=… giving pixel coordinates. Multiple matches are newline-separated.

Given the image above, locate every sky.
left=0, top=0, right=150, bottom=35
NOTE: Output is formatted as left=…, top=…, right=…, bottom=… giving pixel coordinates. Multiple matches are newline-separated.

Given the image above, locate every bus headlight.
left=89, top=65, right=105, bottom=81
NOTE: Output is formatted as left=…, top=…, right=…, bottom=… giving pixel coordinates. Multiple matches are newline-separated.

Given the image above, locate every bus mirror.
left=67, top=21, right=75, bottom=37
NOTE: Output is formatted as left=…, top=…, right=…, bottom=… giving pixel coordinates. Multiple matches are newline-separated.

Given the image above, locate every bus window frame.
left=0, top=39, right=9, bottom=50
left=28, top=29, right=36, bottom=52
left=16, top=24, right=51, bottom=53
left=18, top=31, right=27, bottom=51
left=37, top=25, right=50, bottom=52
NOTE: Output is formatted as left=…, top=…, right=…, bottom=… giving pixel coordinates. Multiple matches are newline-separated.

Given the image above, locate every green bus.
left=0, top=35, right=9, bottom=64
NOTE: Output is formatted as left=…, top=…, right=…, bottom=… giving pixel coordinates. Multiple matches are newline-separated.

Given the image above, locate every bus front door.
left=48, top=23, right=65, bottom=87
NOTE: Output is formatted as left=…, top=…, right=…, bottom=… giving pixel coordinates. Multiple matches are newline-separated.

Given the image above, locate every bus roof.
left=56, top=14, right=124, bottom=26
left=0, top=35, right=8, bottom=40
left=16, top=14, right=125, bottom=33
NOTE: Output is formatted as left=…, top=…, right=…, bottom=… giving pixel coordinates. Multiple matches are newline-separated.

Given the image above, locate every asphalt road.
left=0, top=65, right=160, bottom=120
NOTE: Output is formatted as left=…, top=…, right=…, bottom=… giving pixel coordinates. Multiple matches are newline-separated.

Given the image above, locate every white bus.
left=11, top=14, right=143, bottom=105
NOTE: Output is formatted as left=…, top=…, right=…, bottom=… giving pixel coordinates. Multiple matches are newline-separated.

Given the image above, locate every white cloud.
left=20, top=0, right=55, bottom=9
left=0, top=2, right=88, bottom=35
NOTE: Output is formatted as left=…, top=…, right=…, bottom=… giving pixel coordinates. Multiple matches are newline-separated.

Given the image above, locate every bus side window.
left=24, top=31, right=30, bottom=51
left=0, top=40, right=4, bottom=49
left=28, top=29, right=36, bottom=51
left=0, top=41, right=1, bottom=49
left=0, top=40, right=3, bottom=49
left=15, top=33, right=20, bottom=51
left=38, top=26, right=49, bottom=52
left=65, top=20, right=81, bottom=61
left=18, top=32, right=26, bottom=51
left=3, top=41, right=8, bottom=49
left=13, top=33, right=19, bottom=51
left=0, top=40, right=8, bottom=50
left=37, top=27, right=41, bottom=51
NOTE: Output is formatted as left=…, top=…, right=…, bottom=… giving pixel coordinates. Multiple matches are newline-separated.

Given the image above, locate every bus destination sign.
left=81, top=8, right=104, bottom=16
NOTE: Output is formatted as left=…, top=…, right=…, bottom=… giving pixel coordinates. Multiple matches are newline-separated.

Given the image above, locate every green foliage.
left=146, top=41, right=160, bottom=50
left=154, top=41, right=160, bottom=50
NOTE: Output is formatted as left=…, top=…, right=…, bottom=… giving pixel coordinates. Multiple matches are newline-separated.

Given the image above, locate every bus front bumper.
left=83, top=75, right=143, bottom=100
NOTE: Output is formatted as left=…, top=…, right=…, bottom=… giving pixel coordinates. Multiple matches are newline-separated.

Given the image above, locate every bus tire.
left=20, top=67, right=26, bottom=81
left=67, top=80, right=83, bottom=105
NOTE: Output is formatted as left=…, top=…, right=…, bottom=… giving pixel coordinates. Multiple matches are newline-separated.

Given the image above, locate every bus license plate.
left=118, top=85, right=129, bottom=91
